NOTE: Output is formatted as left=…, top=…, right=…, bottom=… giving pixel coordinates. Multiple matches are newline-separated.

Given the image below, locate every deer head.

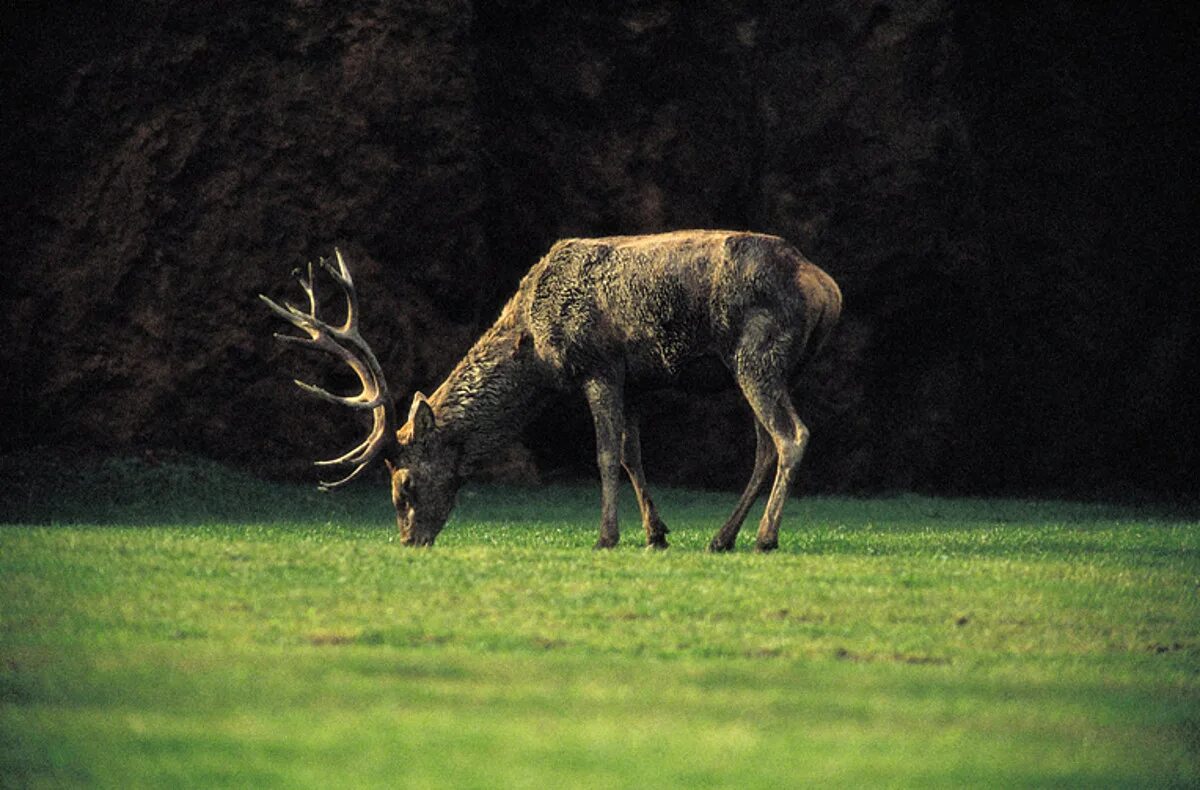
left=384, top=392, right=462, bottom=546
left=260, top=250, right=459, bottom=546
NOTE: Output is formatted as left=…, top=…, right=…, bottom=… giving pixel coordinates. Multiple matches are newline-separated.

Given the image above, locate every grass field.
left=2, top=457, right=1198, bottom=787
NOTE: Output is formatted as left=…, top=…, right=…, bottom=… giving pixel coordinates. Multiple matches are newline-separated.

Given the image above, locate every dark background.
left=2, top=1, right=1197, bottom=499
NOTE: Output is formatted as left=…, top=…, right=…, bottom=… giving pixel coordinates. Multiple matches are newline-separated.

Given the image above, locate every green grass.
left=2, top=457, right=1198, bottom=787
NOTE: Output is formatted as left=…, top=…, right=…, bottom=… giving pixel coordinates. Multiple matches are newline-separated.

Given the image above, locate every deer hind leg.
left=621, top=415, right=669, bottom=549
left=708, top=418, right=774, bottom=552
left=584, top=372, right=626, bottom=549
left=731, top=313, right=811, bottom=552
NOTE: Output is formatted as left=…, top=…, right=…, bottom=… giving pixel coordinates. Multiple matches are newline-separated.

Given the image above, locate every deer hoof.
left=593, top=535, right=619, bottom=550
left=707, top=538, right=735, bottom=553
left=754, top=539, right=779, bottom=553
left=645, top=537, right=670, bottom=551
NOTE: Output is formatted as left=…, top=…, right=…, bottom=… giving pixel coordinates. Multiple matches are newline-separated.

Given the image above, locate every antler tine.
left=312, top=400, right=390, bottom=490
left=258, top=293, right=312, bottom=333
left=316, top=459, right=374, bottom=491
left=297, top=261, right=317, bottom=316
left=260, top=249, right=396, bottom=489
left=259, top=296, right=342, bottom=343
left=294, top=377, right=385, bottom=409
left=316, top=248, right=359, bottom=336
left=314, top=407, right=389, bottom=468
left=314, top=405, right=388, bottom=490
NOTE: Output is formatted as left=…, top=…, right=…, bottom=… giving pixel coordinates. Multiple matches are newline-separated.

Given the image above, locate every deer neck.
left=427, top=318, right=546, bottom=476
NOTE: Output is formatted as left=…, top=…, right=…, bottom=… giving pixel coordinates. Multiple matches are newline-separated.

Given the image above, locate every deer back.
left=516, top=230, right=838, bottom=383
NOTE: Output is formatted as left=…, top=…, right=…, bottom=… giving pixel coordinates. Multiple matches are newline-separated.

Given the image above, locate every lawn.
left=2, top=457, right=1197, bottom=787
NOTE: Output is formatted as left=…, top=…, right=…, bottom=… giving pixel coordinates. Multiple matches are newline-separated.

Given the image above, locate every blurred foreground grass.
left=2, top=456, right=1198, bottom=786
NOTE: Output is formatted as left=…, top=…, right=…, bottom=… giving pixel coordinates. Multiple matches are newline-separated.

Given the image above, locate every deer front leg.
left=621, top=415, right=669, bottom=549
left=583, top=373, right=625, bottom=549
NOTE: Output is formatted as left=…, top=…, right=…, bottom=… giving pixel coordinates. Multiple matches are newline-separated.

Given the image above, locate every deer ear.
left=408, top=392, right=437, bottom=439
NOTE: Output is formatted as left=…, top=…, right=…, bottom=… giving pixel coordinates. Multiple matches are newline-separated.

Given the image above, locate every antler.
left=260, top=249, right=394, bottom=489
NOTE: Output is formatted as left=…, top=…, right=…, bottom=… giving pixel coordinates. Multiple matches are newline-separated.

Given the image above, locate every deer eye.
left=393, top=476, right=416, bottom=510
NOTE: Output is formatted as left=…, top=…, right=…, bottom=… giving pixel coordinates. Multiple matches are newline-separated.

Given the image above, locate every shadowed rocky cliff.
left=3, top=1, right=1196, bottom=496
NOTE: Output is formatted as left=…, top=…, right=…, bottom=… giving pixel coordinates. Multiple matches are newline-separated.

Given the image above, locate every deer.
left=261, top=230, right=841, bottom=551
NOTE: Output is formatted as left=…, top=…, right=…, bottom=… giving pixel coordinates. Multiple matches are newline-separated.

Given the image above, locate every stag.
left=261, top=231, right=841, bottom=551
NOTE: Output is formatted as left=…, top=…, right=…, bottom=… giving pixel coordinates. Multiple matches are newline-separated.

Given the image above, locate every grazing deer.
left=261, top=231, right=841, bottom=551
